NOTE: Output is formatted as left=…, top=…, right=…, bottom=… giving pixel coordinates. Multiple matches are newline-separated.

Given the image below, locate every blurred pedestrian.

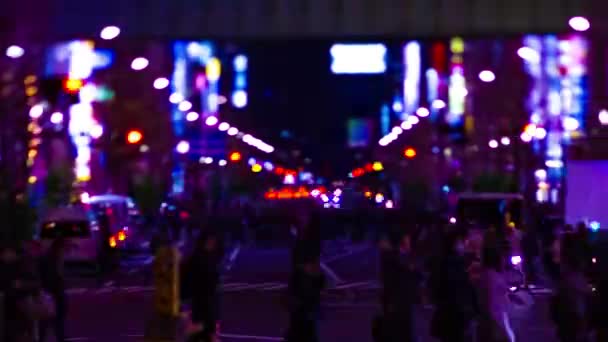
left=292, top=211, right=321, bottom=271
left=1, top=244, right=21, bottom=341
left=184, top=230, right=223, bottom=342
left=429, top=228, right=477, bottom=342
left=552, top=233, right=592, bottom=342
left=476, top=244, right=515, bottom=342
left=285, top=253, right=324, bottom=342
left=375, top=229, right=418, bottom=342
left=97, top=213, right=116, bottom=286
left=39, top=238, right=68, bottom=342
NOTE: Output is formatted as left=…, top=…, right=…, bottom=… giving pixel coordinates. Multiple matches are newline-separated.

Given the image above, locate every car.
left=88, top=194, right=142, bottom=251
left=38, top=206, right=100, bottom=263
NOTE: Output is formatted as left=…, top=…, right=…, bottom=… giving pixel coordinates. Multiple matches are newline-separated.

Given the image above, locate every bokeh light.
left=488, top=139, right=499, bottom=148
left=29, top=104, right=44, bottom=119
left=127, top=130, right=143, bottom=144
left=153, top=77, right=170, bottom=90
left=176, top=141, right=190, bottom=154
left=218, top=122, right=230, bottom=131
left=6, top=45, right=24, bottom=59
left=178, top=101, right=192, bottom=112
left=90, top=124, right=104, bottom=139
left=50, top=112, right=64, bottom=124
left=186, top=111, right=199, bottom=122
left=205, top=116, right=219, bottom=126
left=404, top=147, right=417, bottom=158
left=169, top=93, right=184, bottom=104
left=100, top=26, right=121, bottom=40
left=416, top=107, right=430, bottom=117
left=478, top=70, right=496, bottom=82
left=229, top=152, right=242, bottom=162
left=599, top=109, right=608, bottom=125
left=569, top=16, right=590, bottom=32
left=227, top=127, right=239, bottom=136
left=131, top=57, right=149, bottom=71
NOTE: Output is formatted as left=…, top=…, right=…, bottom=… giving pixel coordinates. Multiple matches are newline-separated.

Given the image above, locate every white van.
left=39, top=206, right=100, bottom=263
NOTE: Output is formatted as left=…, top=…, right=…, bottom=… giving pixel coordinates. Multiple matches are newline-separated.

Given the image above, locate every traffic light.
left=404, top=147, right=417, bottom=159
left=229, top=152, right=242, bottom=162
left=64, top=78, right=83, bottom=94
left=127, top=130, right=143, bottom=144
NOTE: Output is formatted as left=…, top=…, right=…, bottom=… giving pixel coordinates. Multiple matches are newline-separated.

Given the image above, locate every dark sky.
left=240, top=40, right=391, bottom=177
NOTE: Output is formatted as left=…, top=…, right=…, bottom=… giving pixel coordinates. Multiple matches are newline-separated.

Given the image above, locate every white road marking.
left=322, top=245, right=370, bottom=263
left=320, top=261, right=343, bottom=285
left=220, top=333, right=284, bottom=341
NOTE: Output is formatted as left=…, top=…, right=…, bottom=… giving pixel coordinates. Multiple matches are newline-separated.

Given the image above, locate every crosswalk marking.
left=65, top=280, right=555, bottom=296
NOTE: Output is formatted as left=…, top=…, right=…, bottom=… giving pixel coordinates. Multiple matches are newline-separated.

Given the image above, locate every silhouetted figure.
left=430, top=229, right=477, bottom=342
left=39, top=239, right=68, bottom=342
left=376, top=229, right=418, bottom=342
left=552, top=233, right=592, bottom=342
left=476, top=244, right=514, bottom=342
left=184, top=231, right=223, bottom=342
left=285, top=254, right=324, bottom=342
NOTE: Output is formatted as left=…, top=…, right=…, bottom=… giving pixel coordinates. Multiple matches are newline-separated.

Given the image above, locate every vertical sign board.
left=153, top=246, right=180, bottom=316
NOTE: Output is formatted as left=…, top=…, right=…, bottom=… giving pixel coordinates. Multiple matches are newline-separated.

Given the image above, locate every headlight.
left=511, top=255, right=522, bottom=266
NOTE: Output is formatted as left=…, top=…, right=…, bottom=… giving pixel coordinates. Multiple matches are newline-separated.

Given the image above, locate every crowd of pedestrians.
left=0, top=240, right=67, bottom=342
left=374, top=221, right=606, bottom=342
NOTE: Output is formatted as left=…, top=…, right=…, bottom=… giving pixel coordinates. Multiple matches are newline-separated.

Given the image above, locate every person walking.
left=430, top=228, right=477, bottom=342
left=39, top=239, right=68, bottom=342
left=375, top=229, right=418, bottom=342
left=552, top=233, right=592, bottom=342
left=184, top=231, right=223, bottom=342
left=285, top=253, right=324, bottom=342
left=476, top=244, right=515, bottom=342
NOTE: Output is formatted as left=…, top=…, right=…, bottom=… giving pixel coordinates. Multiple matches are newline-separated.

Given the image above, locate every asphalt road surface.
left=59, top=244, right=559, bottom=341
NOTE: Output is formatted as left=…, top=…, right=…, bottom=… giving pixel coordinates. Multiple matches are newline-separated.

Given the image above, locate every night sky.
left=239, top=40, right=391, bottom=177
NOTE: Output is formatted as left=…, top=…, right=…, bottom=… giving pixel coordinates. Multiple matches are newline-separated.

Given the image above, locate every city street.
left=60, top=245, right=559, bottom=342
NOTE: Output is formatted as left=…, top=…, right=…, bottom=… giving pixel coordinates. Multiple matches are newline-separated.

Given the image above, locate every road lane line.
left=330, top=280, right=375, bottom=290
left=220, top=333, right=283, bottom=341
left=320, top=262, right=343, bottom=285
left=322, top=245, right=370, bottom=263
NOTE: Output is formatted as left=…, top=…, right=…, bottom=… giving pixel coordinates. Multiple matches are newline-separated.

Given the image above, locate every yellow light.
left=118, top=231, right=126, bottom=241
left=24, top=75, right=37, bottom=85
left=25, top=86, right=38, bottom=97
left=251, top=164, right=262, bottom=173
left=538, top=181, right=549, bottom=190
left=27, top=150, right=37, bottom=158
left=404, top=148, right=417, bottom=158
left=28, top=176, right=37, bottom=184
left=127, top=130, right=143, bottom=144
left=109, top=237, right=117, bottom=248
left=26, top=159, right=34, bottom=167
left=450, top=55, right=463, bottom=64
left=372, top=162, right=384, bottom=172
left=64, top=78, right=83, bottom=93
left=206, top=58, right=221, bottom=82
left=29, top=138, right=41, bottom=147
left=364, top=191, right=372, bottom=198
left=27, top=123, right=37, bottom=132
left=450, top=37, right=465, bottom=54
left=524, top=123, right=537, bottom=135
left=229, top=152, right=242, bottom=162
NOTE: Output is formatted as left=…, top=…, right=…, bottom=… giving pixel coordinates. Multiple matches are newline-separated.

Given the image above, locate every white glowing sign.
left=447, top=67, right=467, bottom=124
left=403, top=42, right=421, bottom=116
left=330, top=44, right=387, bottom=74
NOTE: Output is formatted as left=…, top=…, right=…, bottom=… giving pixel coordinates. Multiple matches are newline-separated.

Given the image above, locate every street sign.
left=153, top=246, right=180, bottom=317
